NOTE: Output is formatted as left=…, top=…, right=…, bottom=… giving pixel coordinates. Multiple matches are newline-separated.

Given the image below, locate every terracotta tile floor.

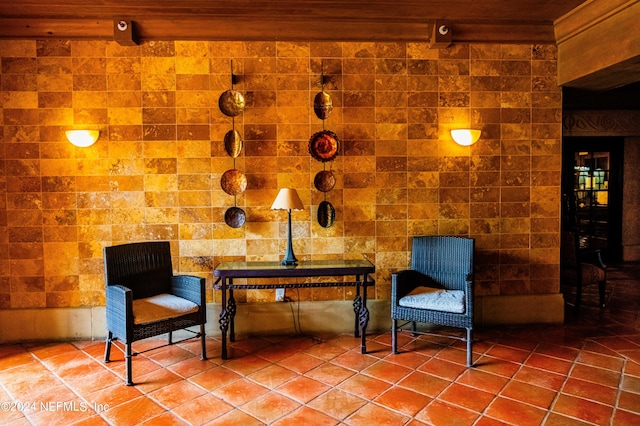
left=1, top=263, right=639, bottom=425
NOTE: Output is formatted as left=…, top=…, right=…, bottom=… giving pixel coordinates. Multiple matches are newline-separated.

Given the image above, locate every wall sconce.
left=450, top=129, right=481, bottom=146
left=270, top=188, right=304, bottom=266
left=66, top=130, right=100, bottom=147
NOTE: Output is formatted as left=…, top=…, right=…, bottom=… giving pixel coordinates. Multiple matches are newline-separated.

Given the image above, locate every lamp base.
left=282, top=209, right=298, bottom=266
left=281, top=258, right=297, bottom=266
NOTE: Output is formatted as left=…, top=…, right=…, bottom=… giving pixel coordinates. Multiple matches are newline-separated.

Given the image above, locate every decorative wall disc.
left=220, top=169, right=247, bottom=195
left=309, top=130, right=340, bottom=162
left=218, top=90, right=246, bottom=117
left=224, top=206, right=246, bottom=228
left=224, top=129, right=243, bottom=158
left=317, top=200, right=336, bottom=228
left=313, top=91, right=333, bottom=120
left=314, top=170, right=336, bottom=192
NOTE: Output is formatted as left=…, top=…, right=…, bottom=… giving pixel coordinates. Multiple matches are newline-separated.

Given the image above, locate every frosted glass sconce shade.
left=66, top=130, right=99, bottom=147
left=450, top=129, right=481, bottom=146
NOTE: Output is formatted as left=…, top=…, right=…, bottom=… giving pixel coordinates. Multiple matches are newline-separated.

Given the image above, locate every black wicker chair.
left=391, top=236, right=475, bottom=366
left=103, top=241, right=207, bottom=385
left=560, top=231, right=606, bottom=313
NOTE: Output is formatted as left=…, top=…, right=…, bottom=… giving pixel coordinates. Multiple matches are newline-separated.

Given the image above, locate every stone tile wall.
left=0, top=40, right=562, bottom=309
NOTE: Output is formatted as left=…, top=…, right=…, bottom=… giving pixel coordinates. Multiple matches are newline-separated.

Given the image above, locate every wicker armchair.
left=561, top=231, right=606, bottom=313
left=391, top=236, right=475, bottom=366
left=103, top=241, right=207, bottom=385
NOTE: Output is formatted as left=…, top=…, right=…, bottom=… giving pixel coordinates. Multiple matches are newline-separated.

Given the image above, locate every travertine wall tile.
left=0, top=40, right=562, bottom=309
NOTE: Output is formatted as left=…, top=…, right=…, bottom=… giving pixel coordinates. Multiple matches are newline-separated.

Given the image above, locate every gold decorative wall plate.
left=224, top=129, right=243, bottom=158
left=220, top=169, right=247, bottom=195
left=314, top=170, right=336, bottom=192
left=218, top=90, right=245, bottom=117
left=313, top=91, right=333, bottom=120
left=309, top=130, right=340, bottom=162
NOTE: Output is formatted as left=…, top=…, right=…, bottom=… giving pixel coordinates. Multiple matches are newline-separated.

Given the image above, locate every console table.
left=213, top=259, right=375, bottom=359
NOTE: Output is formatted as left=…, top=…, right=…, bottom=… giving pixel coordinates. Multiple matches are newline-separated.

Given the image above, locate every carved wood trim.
left=563, top=110, right=640, bottom=136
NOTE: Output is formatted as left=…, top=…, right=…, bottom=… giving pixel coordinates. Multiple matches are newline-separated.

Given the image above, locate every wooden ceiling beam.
left=555, top=0, right=640, bottom=90
left=0, top=17, right=555, bottom=44
left=0, top=0, right=586, bottom=22
left=0, top=19, right=113, bottom=40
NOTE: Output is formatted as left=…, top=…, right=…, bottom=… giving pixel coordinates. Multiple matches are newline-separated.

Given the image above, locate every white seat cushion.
left=132, top=293, right=199, bottom=325
left=399, top=286, right=465, bottom=314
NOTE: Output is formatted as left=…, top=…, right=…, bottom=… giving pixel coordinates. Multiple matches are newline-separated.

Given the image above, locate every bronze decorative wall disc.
left=224, top=129, right=243, bottom=158
left=224, top=206, right=246, bottom=228
left=317, top=200, right=336, bottom=228
left=314, top=170, right=336, bottom=192
left=309, top=130, right=340, bottom=162
left=220, top=169, right=247, bottom=195
left=313, top=91, right=333, bottom=120
left=218, top=90, right=245, bottom=117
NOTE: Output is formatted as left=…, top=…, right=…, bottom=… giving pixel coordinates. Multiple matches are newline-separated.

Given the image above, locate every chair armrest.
left=463, top=275, right=474, bottom=315
left=171, top=275, right=206, bottom=307
left=105, top=284, right=134, bottom=337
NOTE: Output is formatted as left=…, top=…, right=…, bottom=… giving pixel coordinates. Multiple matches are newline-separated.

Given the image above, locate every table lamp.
left=271, top=188, right=304, bottom=265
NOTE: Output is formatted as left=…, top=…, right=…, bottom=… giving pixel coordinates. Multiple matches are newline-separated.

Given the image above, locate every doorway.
left=562, top=137, right=624, bottom=262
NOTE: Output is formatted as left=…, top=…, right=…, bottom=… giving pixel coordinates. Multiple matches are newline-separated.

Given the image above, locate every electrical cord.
left=283, top=289, right=302, bottom=335
left=285, top=297, right=297, bottom=334
left=283, top=289, right=323, bottom=344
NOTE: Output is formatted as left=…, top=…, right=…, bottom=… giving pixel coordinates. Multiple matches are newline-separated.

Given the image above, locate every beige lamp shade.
left=270, top=188, right=304, bottom=211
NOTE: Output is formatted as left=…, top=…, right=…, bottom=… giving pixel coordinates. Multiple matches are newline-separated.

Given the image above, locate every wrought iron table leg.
left=359, top=278, right=370, bottom=354
left=353, top=294, right=362, bottom=338
left=228, top=289, right=237, bottom=342
left=219, top=278, right=230, bottom=359
left=359, top=305, right=370, bottom=354
left=219, top=309, right=230, bottom=360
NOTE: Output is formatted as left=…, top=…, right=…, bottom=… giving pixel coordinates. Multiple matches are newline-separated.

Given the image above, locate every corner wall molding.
left=563, top=110, right=640, bottom=136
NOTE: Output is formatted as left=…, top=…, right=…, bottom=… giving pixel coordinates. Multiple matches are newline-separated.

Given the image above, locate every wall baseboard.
left=475, top=294, right=565, bottom=326
left=0, top=294, right=565, bottom=343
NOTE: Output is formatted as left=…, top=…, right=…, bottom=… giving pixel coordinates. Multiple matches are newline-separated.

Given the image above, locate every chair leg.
left=391, top=319, right=398, bottom=354
left=104, top=331, right=113, bottom=363
left=466, top=328, right=473, bottom=367
left=125, top=343, right=134, bottom=386
left=599, top=280, right=606, bottom=308
left=411, top=321, right=417, bottom=337
left=200, top=324, right=207, bottom=360
left=168, top=330, right=173, bottom=345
